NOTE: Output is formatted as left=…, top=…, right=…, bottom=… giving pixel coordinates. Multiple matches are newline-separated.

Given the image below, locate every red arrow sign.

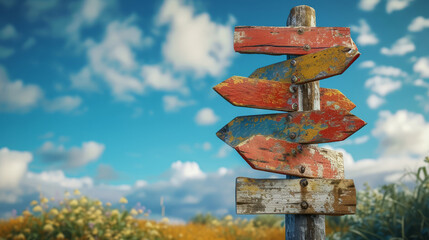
left=248, top=46, right=360, bottom=84
left=217, top=110, right=366, bottom=147
left=234, top=26, right=356, bottom=55
left=213, top=76, right=355, bottom=112
left=235, top=135, right=344, bottom=178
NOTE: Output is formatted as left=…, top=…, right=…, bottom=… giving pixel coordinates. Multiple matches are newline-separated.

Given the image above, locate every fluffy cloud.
left=39, top=141, right=105, bottom=168
left=0, top=148, right=32, bottom=190
left=195, top=108, right=219, bottom=125
left=82, top=17, right=152, bottom=101
left=351, top=19, right=379, bottom=46
left=24, top=0, right=59, bottom=20
left=0, top=45, right=14, bottom=59
left=365, top=76, right=402, bottom=96
left=141, top=65, right=188, bottom=94
left=216, top=144, right=232, bottom=158
left=358, top=0, right=381, bottom=11
left=408, top=16, right=429, bottom=32
left=22, top=37, right=36, bottom=50
left=163, top=95, right=194, bottom=112
left=95, top=164, right=119, bottom=181
left=386, top=0, right=414, bottom=14
left=169, top=161, right=206, bottom=185
left=359, top=60, right=376, bottom=68
left=156, top=0, right=235, bottom=77
left=380, top=36, right=415, bottom=56
left=372, top=110, right=429, bottom=156
left=336, top=135, right=370, bottom=146
left=367, top=94, right=385, bottom=109
left=413, top=57, right=429, bottom=78
left=70, top=67, right=98, bottom=91
left=370, top=65, right=408, bottom=77
left=44, top=96, right=82, bottom=113
left=0, top=24, right=18, bottom=40
left=0, top=65, right=43, bottom=112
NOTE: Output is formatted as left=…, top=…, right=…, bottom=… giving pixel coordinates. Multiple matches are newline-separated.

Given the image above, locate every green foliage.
left=327, top=157, right=429, bottom=240
left=252, top=215, right=283, bottom=228
left=189, top=213, right=217, bottom=225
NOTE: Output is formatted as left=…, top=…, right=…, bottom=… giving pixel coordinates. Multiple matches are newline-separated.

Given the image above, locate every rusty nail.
left=287, top=114, right=293, bottom=122
left=303, top=44, right=311, bottom=51
left=297, top=145, right=303, bottom=152
left=291, top=75, right=298, bottom=83
left=300, top=179, right=308, bottom=187
left=290, top=59, right=297, bottom=67
left=289, top=132, right=296, bottom=139
left=342, top=47, right=351, bottom=52
left=298, top=28, right=304, bottom=35
left=291, top=149, right=296, bottom=155
left=299, top=165, right=305, bottom=173
left=300, top=201, right=309, bottom=209
left=289, top=85, right=297, bottom=93
left=292, top=103, right=298, bottom=110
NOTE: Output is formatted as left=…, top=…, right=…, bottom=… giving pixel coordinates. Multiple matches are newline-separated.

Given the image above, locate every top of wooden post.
left=287, top=5, right=316, bottom=27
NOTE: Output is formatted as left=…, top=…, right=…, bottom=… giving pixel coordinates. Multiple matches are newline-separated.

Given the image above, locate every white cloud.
left=367, top=94, right=385, bottom=109
left=413, top=57, right=429, bottom=78
left=380, top=36, right=415, bottom=56
left=0, top=65, right=43, bottom=112
left=415, top=95, right=429, bottom=112
left=359, top=0, right=381, bottom=11
left=44, top=96, right=82, bottom=113
left=141, top=65, right=188, bottom=94
left=337, top=135, right=370, bottom=145
left=24, top=0, right=59, bottom=20
left=0, top=24, right=18, bottom=40
left=202, top=142, right=211, bottom=151
left=26, top=170, right=93, bottom=189
left=22, top=37, right=36, bottom=50
left=169, top=161, right=206, bottom=185
left=95, top=164, right=119, bottom=181
left=163, top=95, right=194, bottom=112
left=351, top=19, right=379, bottom=46
left=365, top=76, right=402, bottom=96
left=70, top=67, right=98, bottom=91
left=84, top=17, right=152, bottom=101
left=0, top=45, right=14, bottom=59
left=216, top=144, right=232, bottom=158
left=195, top=107, right=219, bottom=125
left=66, top=0, right=105, bottom=43
left=372, top=110, right=429, bottom=156
left=414, top=79, right=429, bottom=88
left=408, top=16, right=429, bottom=32
left=0, top=148, right=32, bottom=190
left=386, top=0, right=413, bottom=14
left=39, top=141, right=105, bottom=168
left=359, top=60, right=376, bottom=68
left=370, top=65, right=407, bottom=77
left=156, top=0, right=235, bottom=77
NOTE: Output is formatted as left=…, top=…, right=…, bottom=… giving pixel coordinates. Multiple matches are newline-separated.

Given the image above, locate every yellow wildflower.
left=130, top=208, right=138, bottom=215
left=64, top=191, right=70, bottom=197
left=24, top=228, right=31, bottom=234
left=106, top=202, right=111, bottom=207
left=145, top=221, right=153, bottom=228
left=73, top=189, right=81, bottom=195
left=125, top=215, right=133, bottom=222
left=138, top=209, right=143, bottom=214
left=22, top=210, right=32, bottom=217
left=40, top=197, right=49, bottom=204
left=57, top=214, right=64, bottom=220
left=161, top=217, right=169, bottom=224
left=61, top=208, right=68, bottom=214
left=50, top=197, right=55, bottom=201
left=80, top=197, right=88, bottom=205
left=73, top=207, right=82, bottom=214
left=49, top=208, right=59, bottom=216
left=32, top=205, right=43, bottom=212
left=104, top=232, right=111, bottom=238
left=70, top=216, right=75, bottom=222
left=119, top=197, right=128, bottom=204
left=69, top=199, right=78, bottom=207
left=144, top=213, right=149, bottom=217
left=30, top=200, right=38, bottom=206
left=56, top=232, right=65, bottom=240
left=76, top=218, right=84, bottom=226
left=224, top=215, right=233, bottom=221
left=111, top=209, right=119, bottom=216
left=95, top=200, right=102, bottom=206
left=43, top=224, right=54, bottom=232
left=92, top=228, right=98, bottom=235
left=13, top=233, right=25, bottom=240
left=94, top=209, right=102, bottom=216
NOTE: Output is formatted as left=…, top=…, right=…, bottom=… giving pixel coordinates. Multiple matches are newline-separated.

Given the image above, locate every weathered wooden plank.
left=217, top=110, right=366, bottom=147
left=235, top=135, right=344, bottom=178
left=213, top=76, right=355, bottom=112
left=234, top=26, right=355, bottom=55
left=248, top=45, right=360, bottom=84
left=236, top=177, right=356, bottom=215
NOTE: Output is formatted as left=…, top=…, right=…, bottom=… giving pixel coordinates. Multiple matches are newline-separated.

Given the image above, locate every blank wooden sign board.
left=213, top=4, right=365, bottom=239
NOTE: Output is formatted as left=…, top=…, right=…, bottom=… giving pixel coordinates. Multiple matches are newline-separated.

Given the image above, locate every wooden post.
left=285, top=5, right=325, bottom=240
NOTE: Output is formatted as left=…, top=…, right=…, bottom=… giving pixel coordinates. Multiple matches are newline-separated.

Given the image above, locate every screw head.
left=289, top=132, right=297, bottom=139
left=287, top=114, right=293, bottom=122
left=290, top=59, right=297, bottom=67
left=289, top=85, right=297, bottom=93
left=297, top=28, right=304, bottom=35
left=291, top=149, right=296, bottom=155
left=292, top=103, right=298, bottom=110
left=300, top=179, right=308, bottom=187
left=291, top=75, right=298, bottom=83
left=300, top=201, right=309, bottom=209
left=299, top=165, right=305, bottom=173
left=342, top=47, right=352, bottom=52
left=297, top=145, right=303, bottom=152
left=303, top=44, right=311, bottom=51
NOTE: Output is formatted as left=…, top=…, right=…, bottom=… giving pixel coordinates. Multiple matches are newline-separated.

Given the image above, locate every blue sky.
left=1, top=0, right=429, bottom=222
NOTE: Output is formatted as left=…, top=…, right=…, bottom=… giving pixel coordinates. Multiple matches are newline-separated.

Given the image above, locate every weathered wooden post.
left=214, top=4, right=365, bottom=240
left=285, top=5, right=323, bottom=240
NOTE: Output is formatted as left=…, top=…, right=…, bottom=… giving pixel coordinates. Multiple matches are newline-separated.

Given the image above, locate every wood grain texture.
left=248, top=46, right=360, bottom=84
left=213, top=76, right=356, bottom=112
left=234, top=26, right=354, bottom=55
left=235, top=135, right=344, bottom=178
left=236, top=177, right=356, bottom=215
left=217, top=110, right=366, bottom=147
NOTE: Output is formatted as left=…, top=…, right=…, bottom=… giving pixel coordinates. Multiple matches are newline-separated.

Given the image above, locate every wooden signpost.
left=213, top=5, right=365, bottom=239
